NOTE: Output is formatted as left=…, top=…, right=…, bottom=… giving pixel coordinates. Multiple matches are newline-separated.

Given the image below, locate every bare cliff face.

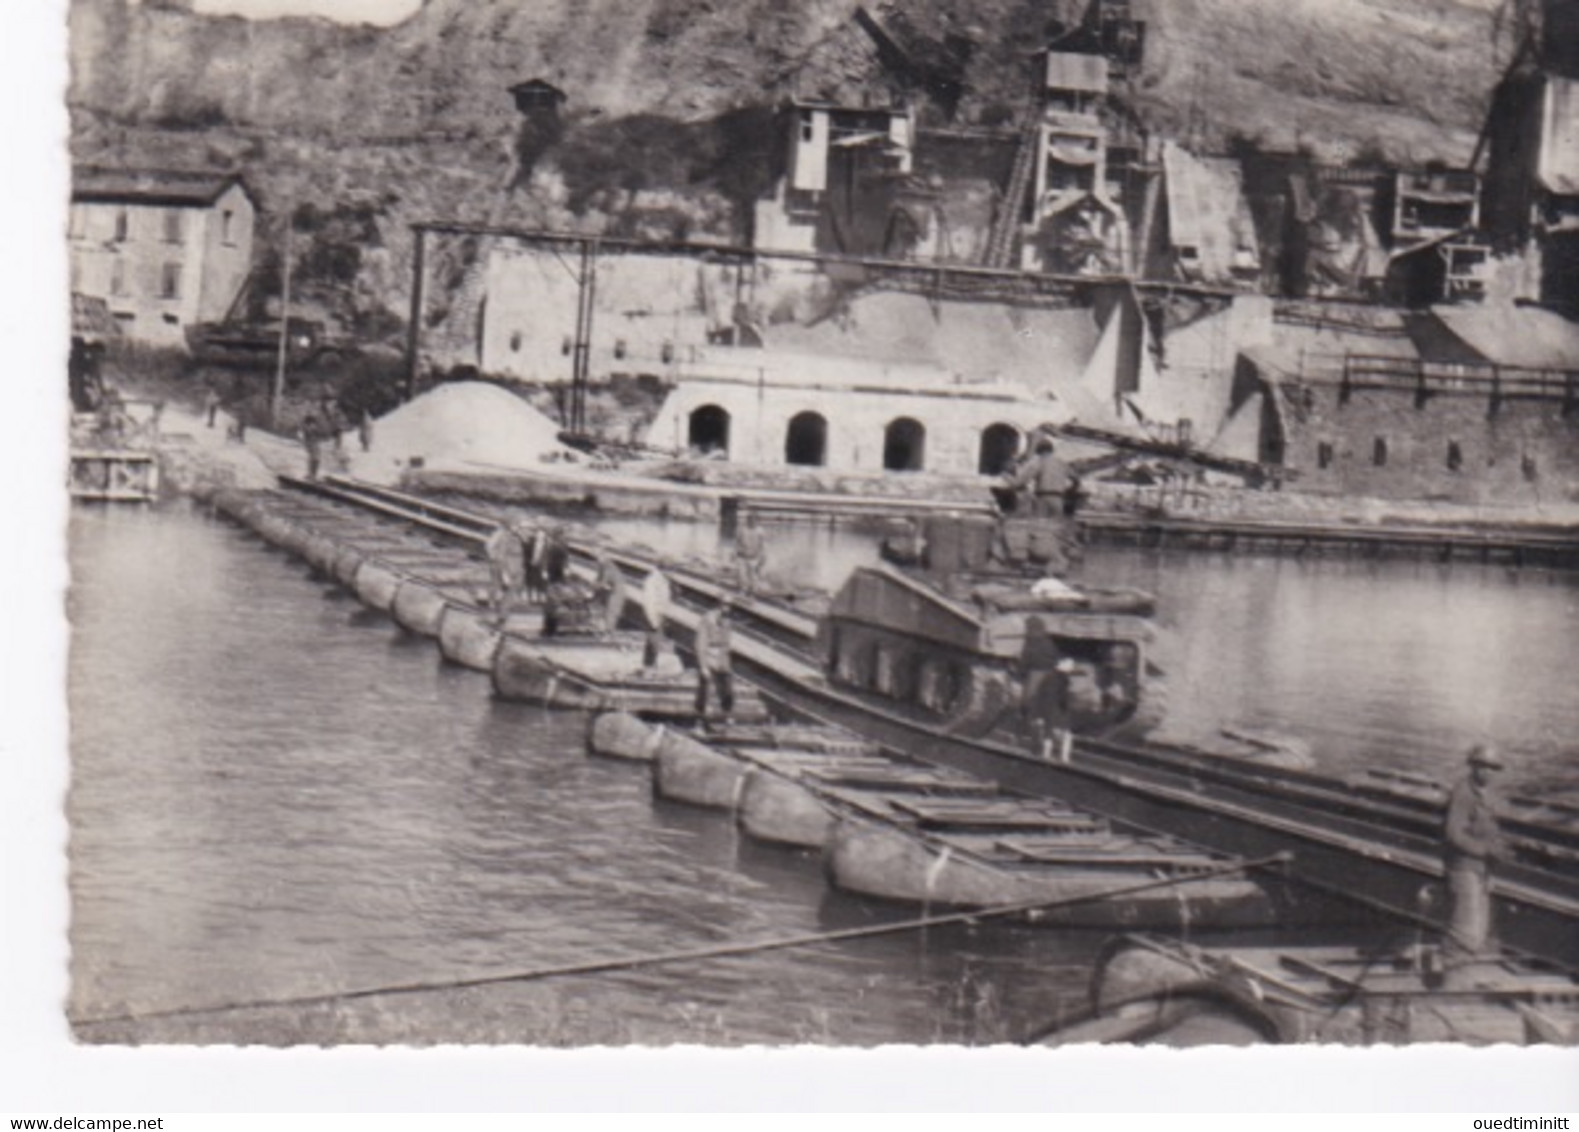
left=71, top=0, right=1503, bottom=153
left=66, top=0, right=1507, bottom=338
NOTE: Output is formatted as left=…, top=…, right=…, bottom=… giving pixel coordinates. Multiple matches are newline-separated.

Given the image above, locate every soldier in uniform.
left=483, top=522, right=526, bottom=620
left=1009, top=436, right=1075, bottom=518
left=693, top=603, right=735, bottom=726
left=734, top=511, right=766, bottom=595
left=1443, top=743, right=1506, bottom=957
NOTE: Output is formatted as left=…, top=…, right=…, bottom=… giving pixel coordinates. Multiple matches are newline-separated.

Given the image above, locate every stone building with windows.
left=69, top=168, right=256, bottom=349
left=1232, top=304, right=1579, bottom=504
left=644, top=347, right=1068, bottom=476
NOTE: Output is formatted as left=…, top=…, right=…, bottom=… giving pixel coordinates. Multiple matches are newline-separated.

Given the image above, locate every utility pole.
left=569, top=237, right=599, bottom=435
left=270, top=211, right=294, bottom=431
left=405, top=225, right=427, bottom=403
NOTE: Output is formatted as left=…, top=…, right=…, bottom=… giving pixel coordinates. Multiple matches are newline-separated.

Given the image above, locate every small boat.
left=1038, top=933, right=1579, bottom=1046
left=821, top=796, right=1285, bottom=929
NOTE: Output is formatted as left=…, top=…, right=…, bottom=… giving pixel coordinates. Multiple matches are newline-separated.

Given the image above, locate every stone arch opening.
left=883, top=417, right=926, bottom=472
left=688, top=404, right=731, bottom=456
left=785, top=411, right=828, bottom=467
left=978, top=422, right=1022, bottom=475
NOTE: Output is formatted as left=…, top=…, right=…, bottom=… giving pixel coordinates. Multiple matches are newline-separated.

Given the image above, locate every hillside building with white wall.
left=69, top=168, right=255, bottom=349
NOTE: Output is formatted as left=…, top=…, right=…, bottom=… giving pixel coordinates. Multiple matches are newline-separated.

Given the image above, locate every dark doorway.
left=688, top=404, right=731, bottom=456
left=883, top=417, right=927, bottom=471
left=785, top=411, right=828, bottom=466
left=978, top=423, right=1022, bottom=475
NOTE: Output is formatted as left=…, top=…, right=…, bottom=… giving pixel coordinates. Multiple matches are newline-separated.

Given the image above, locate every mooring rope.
left=70, top=853, right=1290, bottom=1031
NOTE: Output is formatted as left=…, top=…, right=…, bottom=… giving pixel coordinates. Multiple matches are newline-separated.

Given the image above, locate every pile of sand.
left=346, top=382, right=573, bottom=485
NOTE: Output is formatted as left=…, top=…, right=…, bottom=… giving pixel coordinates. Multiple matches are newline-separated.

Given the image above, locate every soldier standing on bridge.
left=591, top=551, right=626, bottom=635
left=1443, top=743, right=1507, bottom=959
left=484, top=521, right=526, bottom=621
left=693, top=602, right=735, bottom=727
left=300, top=412, right=323, bottom=480
left=734, top=511, right=766, bottom=596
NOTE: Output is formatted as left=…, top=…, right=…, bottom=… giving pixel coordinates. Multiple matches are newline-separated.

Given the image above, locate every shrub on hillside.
left=150, top=95, right=231, bottom=132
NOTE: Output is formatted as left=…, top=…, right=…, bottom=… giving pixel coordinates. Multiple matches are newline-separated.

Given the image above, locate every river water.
left=68, top=502, right=1579, bottom=1045
left=599, top=512, right=1579, bottom=793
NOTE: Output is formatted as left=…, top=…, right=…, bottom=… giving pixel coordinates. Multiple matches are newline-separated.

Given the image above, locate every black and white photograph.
left=21, top=0, right=1579, bottom=1100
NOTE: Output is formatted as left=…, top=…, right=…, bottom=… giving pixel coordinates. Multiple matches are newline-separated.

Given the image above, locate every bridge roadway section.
left=204, top=474, right=1579, bottom=968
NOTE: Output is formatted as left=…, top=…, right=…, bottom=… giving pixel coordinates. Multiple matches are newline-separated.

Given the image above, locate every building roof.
left=72, top=167, right=249, bottom=209
left=1244, top=305, right=1579, bottom=376
left=1538, top=75, right=1579, bottom=196
left=1427, top=304, right=1579, bottom=370
left=508, top=78, right=567, bottom=102
left=1045, top=51, right=1109, bottom=94
left=1401, top=311, right=1489, bottom=365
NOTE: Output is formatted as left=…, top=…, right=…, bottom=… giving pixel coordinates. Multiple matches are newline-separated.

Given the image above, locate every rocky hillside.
left=67, top=0, right=1510, bottom=341
left=71, top=0, right=1505, bottom=152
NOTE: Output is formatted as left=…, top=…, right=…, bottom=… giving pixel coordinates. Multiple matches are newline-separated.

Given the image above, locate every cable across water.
left=71, top=853, right=1291, bottom=1031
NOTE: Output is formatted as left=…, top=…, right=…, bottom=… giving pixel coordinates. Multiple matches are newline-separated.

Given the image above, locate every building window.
left=509, top=331, right=523, bottom=353
left=1372, top=437, right=1388, bottom=467
left=799, top=111, right=815, bottom=142
left=113, top=209, right=129, bottom=243
left=883, top=417, right=926, bottom=472
left=1446, top=441, right=1463, bottom=472
left=1316, top=441, right=1334, bottom=469
left=978, top=423, right=1021, bottom=476
left=785, top=411, right=829, bottom=467
left=687, top=404, right=731, bottom=456
left=163, top=209, right=184, bottom=245
left=110, top=258, right=127, bottom=296
left=221, top=209, right=236, bottom=246
left=160, top=262, right=182, bottom=300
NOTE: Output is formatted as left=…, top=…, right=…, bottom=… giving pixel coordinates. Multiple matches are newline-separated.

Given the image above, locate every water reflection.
left=68, top=502, right=1579, bottom=1046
